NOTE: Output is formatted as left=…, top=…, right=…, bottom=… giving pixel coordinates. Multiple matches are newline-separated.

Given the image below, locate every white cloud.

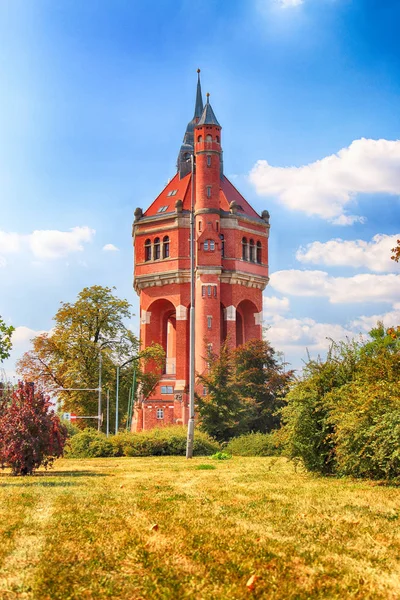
left=0, top=256, right=6, bottom=268
left=270, top=269, right=400, bottom=304
left=263, top=295, right=290, bottom=318
left=249, top=138, right=400, bottom=224
left=350, top=308, right=400, bottom=332
left=296, top=234, right=400, bottom=273
left=1, top=326, right=49, bottom=380
left=0, top=226, right=95, bottom=262
left=103, top=243, right=119, bottom=252
left=29, top=226, right=95, bottom=259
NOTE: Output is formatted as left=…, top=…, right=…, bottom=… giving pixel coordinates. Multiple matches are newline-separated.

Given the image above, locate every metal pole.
left=106, top=389, right=110, bottom=437
left=98, top=351, right=102, bottom=432
left=115, top=366, right=120, bottom=434
left=186, top=153, right=196, bottom=459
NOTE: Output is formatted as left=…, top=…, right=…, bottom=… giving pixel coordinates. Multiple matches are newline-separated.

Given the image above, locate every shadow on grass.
left=0, top=480, right=82, bottom=488
left=0, top=470, right=108, bottom=480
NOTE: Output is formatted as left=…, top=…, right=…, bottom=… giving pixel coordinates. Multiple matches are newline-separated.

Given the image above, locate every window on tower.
left=206, top=134, right=212, bottom=142
left=197, top=135, right=203, bottom=143
left=209, top=240, right=215, bottom=251
left=204, top=240, right=209, bottom=251
left=207, top=316, right=212, bottom=329
left=220, top=234, right=225, bottom=257
left=207, top=155, right=211, bottom=167
left=206, top=186, right=211, bottom=198
left=242, top=237, right=248, bottom=261
left=154, top=237, right=161, bottom=260
left=249, top=239, right=255, bottom=262
left=145, top=239, right=151, bottom=261
left=256, top=241, right=262, bottom=264
left=163, top=236, right=170, bottom=259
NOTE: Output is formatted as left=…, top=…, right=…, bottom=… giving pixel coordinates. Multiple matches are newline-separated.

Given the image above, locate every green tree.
left=196, top=340, right=293, bottom=442
left=16, top=286, right=164, bottom=431
left=234, top=339, right=293, bottom=433
left=0, top=316, right=14, bottom=363
left=196, top=344, right=248, bottom=442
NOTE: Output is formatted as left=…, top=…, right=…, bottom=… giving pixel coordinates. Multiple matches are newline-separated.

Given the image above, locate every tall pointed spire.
left=177, top=70, right=204, bottom=178
left=194, top=69, right=204, bottom=120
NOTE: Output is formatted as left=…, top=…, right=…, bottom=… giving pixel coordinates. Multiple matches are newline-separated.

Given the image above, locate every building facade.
left=132, top=72, right=270, bottom=431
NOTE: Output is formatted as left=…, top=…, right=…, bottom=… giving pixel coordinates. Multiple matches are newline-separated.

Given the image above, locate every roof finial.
left=206, top=92, right=210, bottom=104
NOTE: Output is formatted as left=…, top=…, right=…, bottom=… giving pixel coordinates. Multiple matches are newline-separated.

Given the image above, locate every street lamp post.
left=186, top=153, right=196, bottom=459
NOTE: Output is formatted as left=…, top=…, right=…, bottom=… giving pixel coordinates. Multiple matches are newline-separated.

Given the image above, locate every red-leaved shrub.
left=0, top=382, right=68, bottom=475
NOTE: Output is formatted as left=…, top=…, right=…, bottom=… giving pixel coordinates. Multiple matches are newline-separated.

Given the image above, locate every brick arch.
left=236, top=299, right=261, bottom=346
left=146, top=298, right=177, bottom=375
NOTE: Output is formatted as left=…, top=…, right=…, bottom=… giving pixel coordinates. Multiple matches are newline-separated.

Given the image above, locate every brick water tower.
left=132, top=71, right=270, bottom=431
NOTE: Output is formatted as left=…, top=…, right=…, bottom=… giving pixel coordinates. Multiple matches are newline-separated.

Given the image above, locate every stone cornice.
left=134, top=269, right=191, bottom=293
left=220, top=270, right=269, bottom=291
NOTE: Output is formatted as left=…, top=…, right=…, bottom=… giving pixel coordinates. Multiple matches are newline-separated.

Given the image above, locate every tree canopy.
left=16, top=286, right=164, bottom=431
left=0, top=316, right=14, bottom=363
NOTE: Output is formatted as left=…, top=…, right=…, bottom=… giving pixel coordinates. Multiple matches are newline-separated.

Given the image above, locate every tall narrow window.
left=207, top=316, right=212, bottom=329
left=204, top=240, right=209, bottom=251
left=207, top=155, right=211, bottom=167
left=242, top=237, right=248, bottom=261
left=216, top=222, right=219, bottom=232
left=209, top=240, right=215, bottom=251
left=249, top=239, right=255, bottom=262
left=256, top=241, right=262, bottom=264
left=163, top=236, right=170, bottom=258
left=213, top=287, right=217, bottom=298
left=220, top=234, right=225, bottom=257
left=202, top=286, right=206, bottom=297
left=154, top=237, right=160, bottom=260
left=206, top=186, right=211, bottom=198
left=145, top=239, right=151, bottom=261
left=207, top=285, right=212, bottom=297
left=216, top=135, right=220, bottom=143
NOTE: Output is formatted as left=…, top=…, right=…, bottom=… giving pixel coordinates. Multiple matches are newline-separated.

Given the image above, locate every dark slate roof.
left=197, top=96, right=220, bottom=127
left=194, top=71, right=204, bottom=119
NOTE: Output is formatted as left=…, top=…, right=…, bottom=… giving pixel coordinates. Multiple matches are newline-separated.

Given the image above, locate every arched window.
left=207, top=155, right=211, bottom=167
left=242, top=237, right=248, bottom=261
left=220, top=234, right=225, bottom=257
left=256, top=241, right=262, bottom=264
left=249, top=239, right=255, bottom=262
left=204, top=240, right=209, bottom=251
left=206, top=134, right=212, bottom=142
left=216, top=135, right=220, bottom=143
left=209, top=240, right=215, bottom=251
left=145, top=239, right=151, bottom=261
left=154, top=237, right=160, bottom=260
left=163, top=236, right=170, bottom=259
left=206, top=186, right=211, bottom=198
left=197, top=135, right=203, bottom=143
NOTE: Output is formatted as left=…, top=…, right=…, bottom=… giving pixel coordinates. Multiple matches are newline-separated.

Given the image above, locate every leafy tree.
left=196, top=340, right=293, bottom=442
left=196, top=344, right=249, bottom=442
left=234, top=339, right=293, bottom=433
left=16, top=286, right=164, bottom=431
left=0, top=316, right=14, bottom=363
left=391, top=239, right=400, bottom=263
left=0, top=382, right=68, bottom=475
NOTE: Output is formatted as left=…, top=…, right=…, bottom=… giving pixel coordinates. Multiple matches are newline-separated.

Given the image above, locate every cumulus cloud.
left=0, top=226, right=95, bottom=262
left=263, top=295, right=290, bottom=318
left=102, top=243, right=119, bottom=252
left=249, top=138, right=400, bottom=224
left=270, top=269, right=400, bottom=304
left=296, top=234, right=400, bottom=273
left=350, top=307, right=400, bottom=332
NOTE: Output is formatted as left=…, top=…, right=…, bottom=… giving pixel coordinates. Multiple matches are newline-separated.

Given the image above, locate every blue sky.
left=1, top=0, right=400, bottom=377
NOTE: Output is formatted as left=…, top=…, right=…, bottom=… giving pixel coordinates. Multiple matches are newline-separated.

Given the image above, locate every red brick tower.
left=132, top=72, right=270, bottom=431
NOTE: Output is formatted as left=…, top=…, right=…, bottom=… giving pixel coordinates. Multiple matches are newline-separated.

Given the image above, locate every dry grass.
left=0, top=456, right=399, bottom=599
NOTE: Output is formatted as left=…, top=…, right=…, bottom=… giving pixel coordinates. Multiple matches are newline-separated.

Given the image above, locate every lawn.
left=0, top=457, right=399, bottom=600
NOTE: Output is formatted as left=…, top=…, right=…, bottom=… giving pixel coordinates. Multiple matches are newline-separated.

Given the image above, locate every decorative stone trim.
left=224, top=305, right=236, bottom=321
left=254, top=311, right=263, bottom=325
left=134, top=270, right=191, bottom=292
left=176, top=305, right=187, bottom=320
left=220, top=271, right=269, bottom=291
left=141, top=310, right=151, bottom=324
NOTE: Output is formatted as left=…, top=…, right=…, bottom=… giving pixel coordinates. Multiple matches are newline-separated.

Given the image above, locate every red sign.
left=70, top=414, right=77, bottom=421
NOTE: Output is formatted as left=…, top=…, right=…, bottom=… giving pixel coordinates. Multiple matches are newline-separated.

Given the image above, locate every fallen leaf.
left=246, top=574, right=258, bottom=591
left=150, top=523, right=159, bottom=531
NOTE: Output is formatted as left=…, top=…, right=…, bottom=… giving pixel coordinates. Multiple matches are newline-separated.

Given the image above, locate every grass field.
left=0, top=457, right=399, bottom=600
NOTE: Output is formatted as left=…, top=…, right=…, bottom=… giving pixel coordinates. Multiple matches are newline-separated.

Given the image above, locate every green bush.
left=211, top=451, right=231, bottom=460
left=65, top=429, right=114, bottom=458
left=62, top=420, right=80, bottom=438
left=112, top=426, right=220, bottom=457
left=226, top=432, right=281, bottom=457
